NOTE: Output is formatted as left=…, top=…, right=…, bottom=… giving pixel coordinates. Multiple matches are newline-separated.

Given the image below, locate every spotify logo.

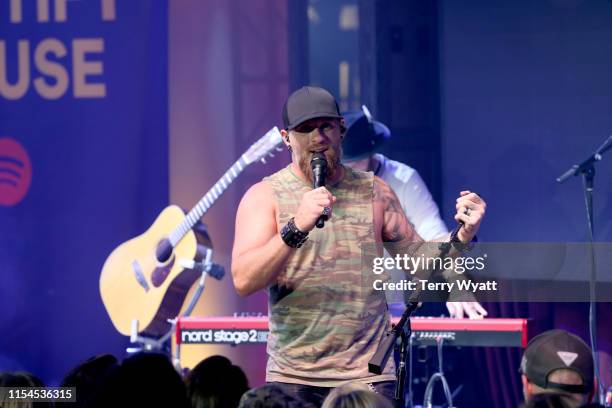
left=0, top=137, right=32, bottom=206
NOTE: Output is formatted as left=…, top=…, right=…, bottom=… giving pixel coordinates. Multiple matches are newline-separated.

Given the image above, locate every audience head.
left=0, top=371, right=49, bottom=408
left=321, top=382, right=393, bottom=408
left=0, top=371, right=45, bottom=387
left=186, top=355, right=249, bottom=408
left=238, top=384, right=308, bottom=408
left=519, top=391, right=582, bottom=408
left=100, top=352, right=188, bottom=408
left=520, top=330, right=594, bottom=404
left=56, top=354, right=119, bottom=408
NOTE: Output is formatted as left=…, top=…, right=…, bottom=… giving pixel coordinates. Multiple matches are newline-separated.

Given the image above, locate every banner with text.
left=0, top=0, right=168, bottom=383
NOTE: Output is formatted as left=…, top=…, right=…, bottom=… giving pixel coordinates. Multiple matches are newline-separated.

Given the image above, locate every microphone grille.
left=310, top=152, right=327, bottom=167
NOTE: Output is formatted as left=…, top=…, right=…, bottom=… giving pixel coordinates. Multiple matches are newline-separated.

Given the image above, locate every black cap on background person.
left=341, top=105, right=391, bottom=161
left=520, top=329, right=595, bottom=403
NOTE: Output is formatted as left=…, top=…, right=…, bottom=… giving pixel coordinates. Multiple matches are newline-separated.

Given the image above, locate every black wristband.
left=449, top=224, right=477, bottom=252
left=439, top=225, right=477, bottom=255
left=280, top=217, right=309, bottom=248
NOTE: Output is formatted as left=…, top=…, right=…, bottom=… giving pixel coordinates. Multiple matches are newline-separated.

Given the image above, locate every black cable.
left=582, top=172, right=603, bottom=402
left=408, top=336, right=414, bottom=408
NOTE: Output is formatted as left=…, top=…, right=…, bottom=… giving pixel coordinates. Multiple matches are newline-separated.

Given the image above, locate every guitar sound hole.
left=156, top=238, right=173, bottom=263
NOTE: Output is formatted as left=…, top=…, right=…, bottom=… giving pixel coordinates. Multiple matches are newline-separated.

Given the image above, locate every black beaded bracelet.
left=449, top=223, right=477, bottom=252
left=280, top=217, right=309, bottom=248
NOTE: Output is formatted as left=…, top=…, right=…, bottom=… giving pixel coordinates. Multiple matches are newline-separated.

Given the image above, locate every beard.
left=297, top=143, right=343, bottom=186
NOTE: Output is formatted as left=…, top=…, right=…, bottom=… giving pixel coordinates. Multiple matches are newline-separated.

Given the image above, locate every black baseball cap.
left=282, top=86, right=342, bottom=130
left=520, top=329, right=594, bottom=395
left=342, top=107, right=391, bottom=160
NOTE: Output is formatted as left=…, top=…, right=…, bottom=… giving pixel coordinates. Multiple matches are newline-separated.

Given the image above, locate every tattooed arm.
left=373, top=176, right=485, bottom=246
left=373, top=176, right=435, bottom=245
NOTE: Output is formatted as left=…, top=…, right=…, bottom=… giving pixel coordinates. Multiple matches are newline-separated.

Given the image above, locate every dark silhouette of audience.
left=518, top=391, right=605, bottom=408
left=0, top=371, right=51, bottom=408
left=97, top=352, right=189, bottom=408
left=11, top=347, right=607, bottom=408
left=1, top=353, right=254, bottom=408
left=519, top=392, right=581, bottom=408
left=56, top=353, right=119, bottom=408
left=185, top=355, right=249, bottom=408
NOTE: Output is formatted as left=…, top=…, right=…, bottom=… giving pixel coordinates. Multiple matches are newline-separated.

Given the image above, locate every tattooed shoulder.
left=373, top=176, right=404, bottom=213
left=372, top=177, right=411, bottom=242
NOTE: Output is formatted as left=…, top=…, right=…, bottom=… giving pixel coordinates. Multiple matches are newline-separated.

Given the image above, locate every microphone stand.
left=556, top=134, right=612, bottom=403
left=369, top=301, right=420, bottom=408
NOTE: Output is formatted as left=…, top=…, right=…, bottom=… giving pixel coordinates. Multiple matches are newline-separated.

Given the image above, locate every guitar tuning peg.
left=269, top=153, right=275, bottom=158
left=275, top=147, right=283, bottom=152
left=260, top=158, right=267, bottom=164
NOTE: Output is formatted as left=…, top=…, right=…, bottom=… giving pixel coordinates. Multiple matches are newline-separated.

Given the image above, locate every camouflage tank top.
left=263, top=165, right=395, bottom=386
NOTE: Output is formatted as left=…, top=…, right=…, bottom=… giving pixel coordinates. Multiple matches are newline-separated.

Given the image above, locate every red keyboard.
left=176, top=317, right=527, bottom=348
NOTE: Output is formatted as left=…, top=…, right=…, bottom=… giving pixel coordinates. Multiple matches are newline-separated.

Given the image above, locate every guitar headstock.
left=242, top=127, right=283, bottom=165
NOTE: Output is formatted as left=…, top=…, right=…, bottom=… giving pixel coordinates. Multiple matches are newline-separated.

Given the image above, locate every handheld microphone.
left=311, top=152, right=328, bottom=228
left=450, top=192, right=483, bottom=244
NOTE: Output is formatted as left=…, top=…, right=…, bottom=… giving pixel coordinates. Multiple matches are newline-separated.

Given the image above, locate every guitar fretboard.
left=168, top=156, right=249, bottom=246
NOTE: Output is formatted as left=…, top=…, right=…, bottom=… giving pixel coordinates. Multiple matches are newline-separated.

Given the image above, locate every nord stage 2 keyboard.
left=176, top=317, right=527, bottom=348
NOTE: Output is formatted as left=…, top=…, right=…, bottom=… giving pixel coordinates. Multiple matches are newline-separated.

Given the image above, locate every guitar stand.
left=126, top=322, right=173, bottom=354
left=422, top=337, right=455, bottom=408
left=126, top=247, right=223, bottom=374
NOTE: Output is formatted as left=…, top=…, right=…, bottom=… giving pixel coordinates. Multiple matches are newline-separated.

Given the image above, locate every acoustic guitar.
left=100, top=127, right=282, bottom=337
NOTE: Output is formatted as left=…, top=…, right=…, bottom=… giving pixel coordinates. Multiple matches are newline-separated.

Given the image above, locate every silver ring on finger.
left=464, top=207, right=471, bottom=217
left=322, top=206, right=331, bottom=216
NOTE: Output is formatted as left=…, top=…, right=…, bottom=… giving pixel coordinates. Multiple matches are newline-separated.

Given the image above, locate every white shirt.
left=373, top=153, right=448, bottom=240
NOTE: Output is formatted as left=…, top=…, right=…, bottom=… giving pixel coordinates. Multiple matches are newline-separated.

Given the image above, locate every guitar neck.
left=168, top=156, right=248, bottom=246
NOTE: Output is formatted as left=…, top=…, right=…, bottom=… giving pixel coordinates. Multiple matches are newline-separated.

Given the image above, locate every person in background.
left=0, top=371, right=51, bottom=408
left=520, top=329, right=595, bottom=406
left=99, top=352, right=189, bottom=408
left=342, top=106, right=487, bottom=319
left=57, top=354, right=119, bottom=408
left=321, top=382, right=393, bottom=408
left=186, top=355, right=249, bottom=408
left=518, top=392, right=582, bottom=408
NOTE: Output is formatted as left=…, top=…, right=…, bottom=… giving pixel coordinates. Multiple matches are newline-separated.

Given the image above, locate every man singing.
left=231, top=86, right=486, bottom=405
